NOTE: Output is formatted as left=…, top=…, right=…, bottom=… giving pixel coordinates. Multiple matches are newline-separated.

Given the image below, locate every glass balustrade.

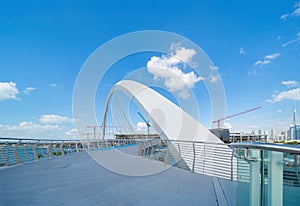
left=231, top=143, right=300, bottom=206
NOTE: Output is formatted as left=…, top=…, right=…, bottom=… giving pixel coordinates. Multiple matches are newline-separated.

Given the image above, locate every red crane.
left=212, top=106, right=261, bottom=128
left=87, top=125, right=126, bottom=140
left=86, top=126, right=102, bottom=140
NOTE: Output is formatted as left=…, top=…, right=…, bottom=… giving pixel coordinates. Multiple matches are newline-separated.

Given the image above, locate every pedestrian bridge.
left=1, top=80, right=300, bottom=205
left=1, top=137, right=300, bottom=205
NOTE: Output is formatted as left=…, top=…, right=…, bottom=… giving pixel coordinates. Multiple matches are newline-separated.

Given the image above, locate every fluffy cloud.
left=281, top=80, right=298, bottom=87
left=0, top=81, right=19, bottom=101
left=268, top=88, right=300, bottom=102
left=254, top=53, right=280, bottom=66
left=65, top=128, right=81, bottom=137
left=136, top=122, right=148, bottom=132
left=223, top=122, right=232, bottom=129
left=39, top=114, right=73, bottom=124
left=147, top=45, right=203, bottom=99
left=23, top=87, right=36, bottom=95
left=0, top=122, right=61, bottom=138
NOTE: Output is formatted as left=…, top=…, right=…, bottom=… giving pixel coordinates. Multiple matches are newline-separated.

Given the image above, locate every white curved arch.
left=102, top=80, right=223, bottom=144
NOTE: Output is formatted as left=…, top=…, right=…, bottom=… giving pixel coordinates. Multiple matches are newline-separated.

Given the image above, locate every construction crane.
left=138, top=112, right=151, bottom=135
left=212, top=106, right=261, bottom=128
left=87, top=125, right=124, bottom=140
left=86, top=126, right=102, bottom=140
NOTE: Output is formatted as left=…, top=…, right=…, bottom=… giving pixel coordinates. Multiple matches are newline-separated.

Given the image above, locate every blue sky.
left=0, top=0, right=300, bottom=139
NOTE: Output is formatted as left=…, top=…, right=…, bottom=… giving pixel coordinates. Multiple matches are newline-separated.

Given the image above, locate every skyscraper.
left=288, top=101, right=300, bottom=140
left=270, top=128, right=275, bottom=140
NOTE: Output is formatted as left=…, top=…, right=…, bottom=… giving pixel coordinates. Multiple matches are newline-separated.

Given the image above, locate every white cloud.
left=268, top=88, right=300, bottom=102
left=280, top=14, right=289, bottom=21
left=172, top=46, right=196, bottom=64
left=239, top=47, right=245, bottom=54
left=209, top=65, right=218, bottom=71
left=281, top=80, right=298, bottom=87
left=254, top=59, right=271, bottom=66
left=136, top=121, right=148, bottom=132
left=0, top=81, right=19, bottom=101
left=39, top=114, right=73, bottom=124
left=282, top=32, right=300, bottom=47
left=49, top=83, right=57, bottom=87
left=65, top=128, right=80, bottom=137
left=254, top=53, right=280, bottom=66
left=292, top=2, right=300, bottom=17
left=210, top=75, right=219, bottom=83
left=265, top=53, right=280, bottom=59
left=17, top=121, right=59, bottom=130
left=23, top=87, right=36, bottom=95
left=280, top=3, right=300, bottom=21
left=0, top=122, right=61, bottom=138
left=224, top=122, right=232, bottom=129
left=147, top=45, right=203, bottom=99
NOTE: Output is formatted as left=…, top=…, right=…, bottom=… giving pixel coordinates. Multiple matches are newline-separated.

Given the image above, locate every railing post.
left=48, top=141, right=52, bottom=158
left=33, top=141, right=39, bottom=160
left=3, top=142, right=9, bottom=166
left=192, top=142, right=195, bottom=172
left=260, top=150, right=264, bottom=206
left=60, top=141, right=65, bottom=156
left=267, top=151, right=283, bottom=206
left=13, top=146, right=22, bottom=164
left=150, top=142, right=154, bottom=160
left=76, top=142, right=79, bottom=152
left=165, top=145, right=169, bottom=165
left=203, top=143, right=206, bottom=175
left=249, top=149, right=260, bottom=206
left=231, top=148, right=234, bottom=181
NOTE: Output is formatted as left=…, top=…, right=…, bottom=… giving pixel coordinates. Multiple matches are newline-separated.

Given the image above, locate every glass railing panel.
left=236, top=148, right=261, bottom=206
left=232, top=143, right=300, bottom=206
left=282, top=152, right=300, bottom=205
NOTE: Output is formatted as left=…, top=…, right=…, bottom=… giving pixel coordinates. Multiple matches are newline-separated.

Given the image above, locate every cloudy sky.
left=1, top=0, right=300, bottom=139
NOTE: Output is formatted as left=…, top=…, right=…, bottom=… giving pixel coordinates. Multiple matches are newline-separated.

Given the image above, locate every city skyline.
left=0, top=1, right=300, bottom=139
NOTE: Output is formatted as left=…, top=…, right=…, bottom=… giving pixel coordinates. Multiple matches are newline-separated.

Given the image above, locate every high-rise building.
left=258, top=129, right=262, bottom=135
left=270, top=128, right=275, bottom=140
left=288, top=102, right=300, bottom=140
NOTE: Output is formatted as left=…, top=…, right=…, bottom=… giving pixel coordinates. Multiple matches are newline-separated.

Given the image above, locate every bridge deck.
left=0, top=146, right=236, bottom=206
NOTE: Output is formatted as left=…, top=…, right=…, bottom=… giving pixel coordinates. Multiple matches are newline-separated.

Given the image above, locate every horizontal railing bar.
left=230, top=142, right=300, bottom=154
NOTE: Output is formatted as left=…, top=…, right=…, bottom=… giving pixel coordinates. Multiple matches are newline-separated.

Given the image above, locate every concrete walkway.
left=0, top=147, right=237, bottom=206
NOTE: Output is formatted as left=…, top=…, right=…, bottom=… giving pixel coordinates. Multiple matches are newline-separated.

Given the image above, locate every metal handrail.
left=230, top=142, right=300, bottom=154
left=1, top=137, right=238, bottom=180
left=139, top=139, right=237, bottom=180
left=0, top=138, right=139, bottom=167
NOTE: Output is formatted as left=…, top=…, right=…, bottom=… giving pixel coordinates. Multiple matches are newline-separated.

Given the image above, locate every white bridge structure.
left=2, top=80, right=299, bottom=205
left=101, top=80, right=237, bottom=179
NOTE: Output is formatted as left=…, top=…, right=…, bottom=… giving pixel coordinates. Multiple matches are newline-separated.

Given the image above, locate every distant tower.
left=293, top=101, right=296, bottom=125
left=271, top=128, right=275, bottom=140
left=289, top=101, right=300, bottom=140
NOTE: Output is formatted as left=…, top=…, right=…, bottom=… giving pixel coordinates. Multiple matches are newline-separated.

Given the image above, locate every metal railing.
left=230, top=142, right=300, bottom=206
left=1, top=137, right=238, bottom=181
left=138, top=139, right=238, bottom=180
left=0, top=137, right=138, bottom=167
